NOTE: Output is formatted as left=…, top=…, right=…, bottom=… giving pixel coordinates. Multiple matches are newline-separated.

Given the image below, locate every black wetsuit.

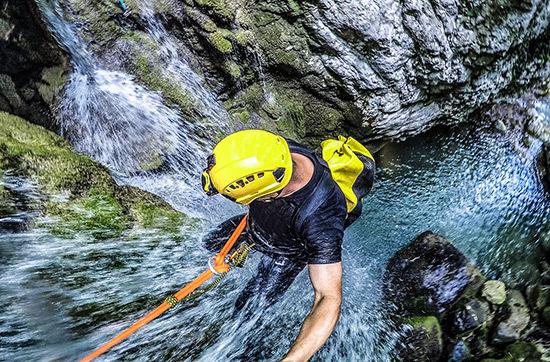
left=203, top=140, right=375, bottom=313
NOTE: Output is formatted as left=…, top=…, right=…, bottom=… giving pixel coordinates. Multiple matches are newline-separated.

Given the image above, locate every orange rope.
left=80, top=214, right=248, bottom=362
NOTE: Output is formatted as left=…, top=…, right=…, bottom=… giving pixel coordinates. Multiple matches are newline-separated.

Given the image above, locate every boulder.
left=452, top=299, right=492, bottom=335
left=448, top=340, right=472, bottom=362
left=396, top=316, right=443, bottom=361
left=383, top=231, right=485, bottom=317
left=482, top=280, right=507, bottom=305
left=492, top=290, right=530, bottom=345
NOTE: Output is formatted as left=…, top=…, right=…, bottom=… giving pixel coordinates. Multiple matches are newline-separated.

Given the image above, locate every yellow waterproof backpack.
left=321, top=136, right=375, bottom=213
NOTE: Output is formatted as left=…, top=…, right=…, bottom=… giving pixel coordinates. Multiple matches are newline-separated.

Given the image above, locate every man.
left=201, top=130, right=375, bottom=361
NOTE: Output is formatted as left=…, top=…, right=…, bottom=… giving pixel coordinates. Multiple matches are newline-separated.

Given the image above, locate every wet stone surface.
left=383, top=231, right=484, bottom=317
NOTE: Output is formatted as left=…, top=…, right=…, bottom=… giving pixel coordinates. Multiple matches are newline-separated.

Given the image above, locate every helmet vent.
left=257, top=172, right=264, bottom=178
left=273, top=168, right=285, bottom=182
left=246, top=175, right=255, bottom=182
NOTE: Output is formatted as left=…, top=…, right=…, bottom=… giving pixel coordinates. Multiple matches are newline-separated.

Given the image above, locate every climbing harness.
left=80, top=214, right=251, bottom=362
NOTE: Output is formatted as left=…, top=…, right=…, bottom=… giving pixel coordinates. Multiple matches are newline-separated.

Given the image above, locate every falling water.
left=37, top=0, right=236, bottom=217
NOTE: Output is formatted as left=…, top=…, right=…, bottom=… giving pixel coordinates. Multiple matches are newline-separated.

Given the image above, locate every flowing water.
left=1, top=1, right=549, bottom=361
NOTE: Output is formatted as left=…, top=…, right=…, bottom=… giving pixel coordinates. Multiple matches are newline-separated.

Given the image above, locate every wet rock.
left=58, top=0, right=550, bottom=143
left=0, top=112, right=196, bottom=239
left=492, top=290, right=530, bottom=345
left=538, top=143, right=550, bottom=193
left=525, top=284, right=550, bottom=311
left=452, top=299, right=491, bottom=335
left=397, top=316, right=443, bottom=361
left=383, top=231, right=485, bottom=317
left=482, top=280, right=507, bottom=305
left=0, top=0, right=68, bottom=128
left=543, top=307, right=550, bottom=326
left=448, top=340, right=472, bottom=362
left=0, top=215, right=31, bottom=233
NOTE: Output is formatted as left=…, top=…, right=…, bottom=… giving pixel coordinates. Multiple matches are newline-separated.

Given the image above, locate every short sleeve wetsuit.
left=234, top=140, right=352, bottom=312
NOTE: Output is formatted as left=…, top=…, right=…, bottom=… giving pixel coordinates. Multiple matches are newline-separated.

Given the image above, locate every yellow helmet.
left=201, top=130, right=293, bottom=204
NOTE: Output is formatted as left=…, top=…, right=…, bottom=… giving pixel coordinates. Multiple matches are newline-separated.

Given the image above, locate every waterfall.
left=36, top=0, right=238, bottom=218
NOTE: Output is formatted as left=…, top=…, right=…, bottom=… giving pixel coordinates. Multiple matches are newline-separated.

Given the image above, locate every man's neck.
left=279, top=153, right=314, bottom=197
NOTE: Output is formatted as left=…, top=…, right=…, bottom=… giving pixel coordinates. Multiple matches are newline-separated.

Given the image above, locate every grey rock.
left=0, top=215, right=31, bottom=233
left=0, top=74, right=22, bottom=110
left=383, top=231, right=485, bottom=317
left=482, top=280, right=507, bottom=305
left=492, top=290, right=531, bottom=344
left=452, top=298, right=491, bottom=334
left=448, top=340, right=472, bottom=362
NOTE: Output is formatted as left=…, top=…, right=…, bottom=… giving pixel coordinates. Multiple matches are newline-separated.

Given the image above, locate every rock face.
left=384, top=232, right=548, bottom=361
left=12, top=0, right=548, bottom=143
left=0, top=0, right=69, bottom=128
left=383, top=231, right=484, bottom=316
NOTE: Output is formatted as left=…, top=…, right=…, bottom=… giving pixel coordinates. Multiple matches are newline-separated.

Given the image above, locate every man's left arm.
left=281, top=262, right=342, bottom=362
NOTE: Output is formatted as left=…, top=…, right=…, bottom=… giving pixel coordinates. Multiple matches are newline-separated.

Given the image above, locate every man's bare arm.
left=281, top=262, right=342, bottom=362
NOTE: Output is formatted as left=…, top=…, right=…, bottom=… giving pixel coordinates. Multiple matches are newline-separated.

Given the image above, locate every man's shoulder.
left=295, top=169, right=347, bottom=232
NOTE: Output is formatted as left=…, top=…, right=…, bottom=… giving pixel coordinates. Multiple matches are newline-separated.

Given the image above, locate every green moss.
left=65, top=0, right=127, bottom=48
left=202, top=19, right=218, bottom=33
left=45, top=190, right=127, bottom=239
left=38, top=66, right=67, bottom=105
left=133, top=54, right=196, bottom=112
left=403, top=316, right=442, bottom=345
left=234, top=30, right=254, bottom=46
left=208, top=30, right=233, bottom=54
left=0, top=113, right=197, bottom=239
left=225, top=60, right=242, bottom=79
left=251, top=13, right=309, bottom=72
left=194, top=0, right=235, bottom=21
left=231, top=109, right=250, bottom=124
left=0, top=112, right=114, bottom=193
left=130, top=202, right=184, bottom=233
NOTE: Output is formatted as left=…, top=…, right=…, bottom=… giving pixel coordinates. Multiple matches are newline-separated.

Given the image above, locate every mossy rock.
left=0, top=112, right=195, bottom=238
left=38, top=66, right=67, bottom=105
left=208, top=30, right=233, bottom=54
left=250, top=12, right=310, bottom=73
left=131, top=53, right=197, bottom=112
left=397, top=316, right=443, bottom=361
left=194, top=0, right=235, bottom=22
left=0, top=112, right=114, bottom=193
left=64, top=0, right=128, bottom=48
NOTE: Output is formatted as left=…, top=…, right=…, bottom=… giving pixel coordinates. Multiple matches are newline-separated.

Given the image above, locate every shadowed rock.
left=383, top=231, right=485, bottom=317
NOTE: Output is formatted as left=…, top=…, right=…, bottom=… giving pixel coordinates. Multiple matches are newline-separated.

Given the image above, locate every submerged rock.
left=492, top=290, right=531, bottom=345
left=452, top=299, right=492, bottom=335
left=383, top=231, right=484, bottom=317
left=0, top=112, right=195, bottom=239
left=397, top=316, right=443, bottom=361
left=482, top=280, right=507, bottom=305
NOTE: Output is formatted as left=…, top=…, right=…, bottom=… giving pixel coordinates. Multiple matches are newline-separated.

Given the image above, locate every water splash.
left=36, top=0, right=236, bottom=217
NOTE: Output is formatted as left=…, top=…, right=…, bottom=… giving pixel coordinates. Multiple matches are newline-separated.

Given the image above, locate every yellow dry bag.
left=321, top=136, right=375, bottom=213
